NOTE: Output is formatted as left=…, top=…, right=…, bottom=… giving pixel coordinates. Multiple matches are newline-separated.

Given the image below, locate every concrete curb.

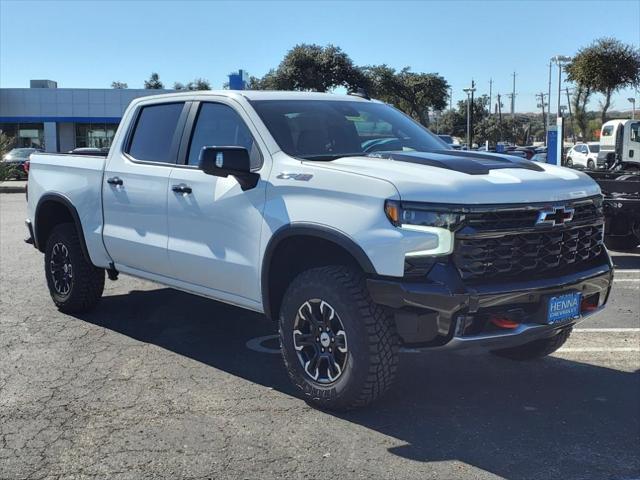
left=0, top=182, right=27, bottom=193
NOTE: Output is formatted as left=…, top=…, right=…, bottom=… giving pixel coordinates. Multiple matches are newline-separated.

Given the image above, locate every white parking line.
left=614, top=278, right=640, bottom=282
left=558, top=347, right=640, bottom=352
left=573, top=328, right=640, bottom=332
left=614, top=269, right=640, bottom=273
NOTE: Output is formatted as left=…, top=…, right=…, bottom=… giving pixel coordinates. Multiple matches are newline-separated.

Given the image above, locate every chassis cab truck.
left=26, top=91, right=613, bottom=410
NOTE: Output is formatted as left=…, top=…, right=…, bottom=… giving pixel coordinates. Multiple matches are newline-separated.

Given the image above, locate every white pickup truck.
left=26, top=91, right=613, bottom=410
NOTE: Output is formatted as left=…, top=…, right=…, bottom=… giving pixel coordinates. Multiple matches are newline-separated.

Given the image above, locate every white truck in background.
left=26, top=91, right=613, bottom=410
left=586, top=119, right=640, bottom=250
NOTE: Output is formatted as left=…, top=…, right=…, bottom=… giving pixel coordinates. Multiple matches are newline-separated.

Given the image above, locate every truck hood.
left=310, top=150, right=600, bottom=204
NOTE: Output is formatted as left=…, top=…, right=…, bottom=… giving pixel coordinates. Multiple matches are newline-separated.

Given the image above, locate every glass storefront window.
left=0, top=123, right=45, bottom=148
left=75, top=123, right=119, bottom=149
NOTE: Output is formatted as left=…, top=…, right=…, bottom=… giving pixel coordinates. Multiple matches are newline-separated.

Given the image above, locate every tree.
left=173, top=82, right=186, bottom=90
left=437, top=98, right=488, bottom=137
left=570, top=84, right=592, bottom=141
left=111, top=81, right=128, bottom=89
left=186, top=78, right=211, bottom=90
left=363, top=65, right=449, bottom=126
left=566, top=38, right=640, bottom=123
left=144, top=72, right=164, bottom=89
left=0, top=133, right=18, bottom=181
left=250, top=44, right=366, bottom=92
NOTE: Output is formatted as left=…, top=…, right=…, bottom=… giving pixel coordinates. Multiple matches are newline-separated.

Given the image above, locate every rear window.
left=127, top=103, right=184, bottom=163
left=602, top=126, right=614, bottom=137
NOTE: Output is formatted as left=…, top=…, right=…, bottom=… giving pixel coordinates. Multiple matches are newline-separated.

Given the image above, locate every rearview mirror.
left=198, top=146, right=259, bottom=191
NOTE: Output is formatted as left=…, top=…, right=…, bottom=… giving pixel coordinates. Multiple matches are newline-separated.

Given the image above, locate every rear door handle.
left=172, top=184, right=192, bottom=194
left=107, top=176, right=123, bottom=186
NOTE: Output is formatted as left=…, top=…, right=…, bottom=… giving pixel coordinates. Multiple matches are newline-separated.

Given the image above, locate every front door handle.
left=172, top=184, right=192, bottom=194
left=107, top=176, right=123, bottom=186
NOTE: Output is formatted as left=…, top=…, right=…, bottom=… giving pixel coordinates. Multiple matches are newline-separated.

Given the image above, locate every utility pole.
left=566, top=87, right=576, bottom=143
left=497, top=93, right=503, bottom=141
left=536, top=92, right=547, bottom=142
left=547, top=61, right=552, bottom=139
left=511, top=72, right=517, bottom=119
left=449, top=87, right=453, bottom=111
left=470, top=79, right=475, bottom=147
left=488, top=78, right=493, bottom=117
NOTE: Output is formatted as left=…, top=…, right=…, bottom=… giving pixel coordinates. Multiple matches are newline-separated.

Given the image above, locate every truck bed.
left=27, top=153, right=112, bottom=268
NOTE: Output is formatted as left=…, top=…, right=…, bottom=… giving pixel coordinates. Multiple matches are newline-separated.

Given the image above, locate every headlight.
left=384, top=200, right=465, bottom=230
left=384, top=200, right=459, bottom=257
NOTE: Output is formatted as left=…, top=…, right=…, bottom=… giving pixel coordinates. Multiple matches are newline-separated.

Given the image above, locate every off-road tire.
left=279, top=266, right=398, bottom=411
left=491, top=327, right=572, bottom=360
left=605, top=234, right=640, bottom=251
left=44, top=223, right=104, bottom=313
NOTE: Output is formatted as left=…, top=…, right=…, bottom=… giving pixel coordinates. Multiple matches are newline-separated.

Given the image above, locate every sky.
left=1, top=0, right=639, bottom=113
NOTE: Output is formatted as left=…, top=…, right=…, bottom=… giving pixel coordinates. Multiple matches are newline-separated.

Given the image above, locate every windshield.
left=250, top=100, right=448, bottom=160
left=7, top=148, right=36, bottom=158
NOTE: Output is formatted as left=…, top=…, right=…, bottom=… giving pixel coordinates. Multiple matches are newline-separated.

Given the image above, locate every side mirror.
left=198, top=146, right=259, bottom=191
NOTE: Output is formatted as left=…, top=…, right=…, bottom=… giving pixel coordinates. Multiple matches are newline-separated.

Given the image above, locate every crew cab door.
left=102, top=101, right=189, bottom=276
left=166, top=100, right=268, bottom=305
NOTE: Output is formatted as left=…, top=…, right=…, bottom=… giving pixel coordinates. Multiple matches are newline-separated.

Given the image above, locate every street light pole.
left=546, top=61, right=552, bottom=144
left=463, top=85, right=476, bottom=148
left=629, top=98, right=636, bottom=120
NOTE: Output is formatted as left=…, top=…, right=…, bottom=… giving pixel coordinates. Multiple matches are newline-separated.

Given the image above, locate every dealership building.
left=0, top=80, right=174, bottom=152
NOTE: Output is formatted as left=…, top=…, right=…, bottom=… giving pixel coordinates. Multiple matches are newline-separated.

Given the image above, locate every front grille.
left=453, top=224, right=604, bottom=281
left=462, top=197, right=602, bottom=232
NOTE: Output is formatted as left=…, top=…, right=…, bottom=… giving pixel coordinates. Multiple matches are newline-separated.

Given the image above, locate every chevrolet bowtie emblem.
left=536, top=206, right=575, bottom=227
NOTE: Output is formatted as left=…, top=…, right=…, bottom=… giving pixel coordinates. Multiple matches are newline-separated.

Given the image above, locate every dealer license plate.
left=547, top=292, right=582, bottom=324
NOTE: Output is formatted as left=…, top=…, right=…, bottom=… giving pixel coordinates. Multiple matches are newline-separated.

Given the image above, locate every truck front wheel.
left=279, top=266, right=398, bottom=410
left=44, top=223, right=105, bottom=313
left=491, top=328, right=572, bottom=360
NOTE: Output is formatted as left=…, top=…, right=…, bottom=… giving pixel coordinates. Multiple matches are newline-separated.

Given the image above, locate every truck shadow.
left=73, top=287, right=640, bottom=480
left=611, top=250, right=640, bottom=269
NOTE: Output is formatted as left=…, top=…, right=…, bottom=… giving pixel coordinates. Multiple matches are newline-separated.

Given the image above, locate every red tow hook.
left=581, top=299, right=598, bottom=313
left=491, top=316, right=519, bottom=329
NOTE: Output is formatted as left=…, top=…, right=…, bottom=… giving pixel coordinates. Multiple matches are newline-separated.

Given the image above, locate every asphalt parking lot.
left=1, top=192, right=638, bottom=480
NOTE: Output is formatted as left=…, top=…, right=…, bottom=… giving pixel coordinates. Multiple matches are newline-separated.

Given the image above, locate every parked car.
left=68, top=147, right=109, bottom=156
left=566, top=142, right=601, bottom=170
left=531, top=152, right=547, bottom=163
left=437, top=134, right=462, bottom=149
left=2, top=147, right=42, bottom=179
left=515, top=146, right=536, bottom=160
left=26, top=91, right=613, bottom=410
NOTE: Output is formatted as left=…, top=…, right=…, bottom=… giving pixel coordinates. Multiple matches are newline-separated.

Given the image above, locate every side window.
left=602, top=126, right=614, bottom=137
left=630, top=123, right=640, bottom=143
left=187, top=103, right=262, bottom=169
left=127, top=103, right=184, bottom=163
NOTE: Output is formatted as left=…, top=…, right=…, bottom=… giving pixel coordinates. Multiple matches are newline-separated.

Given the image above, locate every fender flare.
left=261, top=223, right=376, bottom=319
left=34, top=193, right=92, bottom=263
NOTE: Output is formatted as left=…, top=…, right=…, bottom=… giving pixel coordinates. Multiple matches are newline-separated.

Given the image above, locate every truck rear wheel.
left=44, top=223, right=105, bottom=313
left=491, top=328, right=572, bottom=360
left=279, top=266, right=398, bottom=410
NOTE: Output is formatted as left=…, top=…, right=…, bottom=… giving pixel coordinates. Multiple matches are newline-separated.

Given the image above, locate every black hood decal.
left=369, top=149, right=544, bottom=175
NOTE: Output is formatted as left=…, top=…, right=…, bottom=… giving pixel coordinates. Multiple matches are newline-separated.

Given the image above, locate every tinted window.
left=602, top=126, right=614, bottom=137
left=588, top=144, right=600, bottom=152
left=250, top=100, right=445, bottom=160
left=128, top=103, right=184, bottom=163
left=187, top=103, right=261, bottom=168
left=630, top=123, right=640, bottom=143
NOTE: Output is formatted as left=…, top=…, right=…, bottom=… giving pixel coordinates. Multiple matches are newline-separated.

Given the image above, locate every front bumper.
left=367, top=254, right=613, bottom=351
